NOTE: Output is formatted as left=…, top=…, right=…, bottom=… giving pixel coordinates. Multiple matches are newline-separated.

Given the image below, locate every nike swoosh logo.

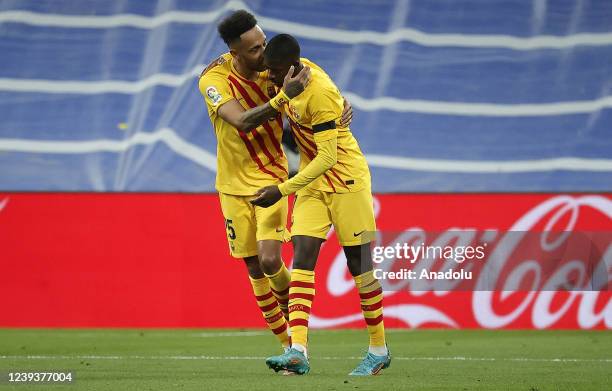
left=353, top=230, right=365, bottom=237
left=275, top=228, right=284, bottom=233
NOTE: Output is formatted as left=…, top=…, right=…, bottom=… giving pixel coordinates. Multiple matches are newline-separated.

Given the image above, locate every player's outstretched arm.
left=250, top=130, right=337, bottom=208
left=217, top=65, right=311, bottom=131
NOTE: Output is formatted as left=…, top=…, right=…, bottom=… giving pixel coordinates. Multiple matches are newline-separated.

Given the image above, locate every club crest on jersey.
left=288, top=104, right=300, bottom=120
left=206, top=86, right=223, bottom=106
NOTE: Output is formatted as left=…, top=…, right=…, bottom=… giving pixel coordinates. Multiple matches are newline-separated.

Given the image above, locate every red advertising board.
left=0, top=193, right=610, bottom=329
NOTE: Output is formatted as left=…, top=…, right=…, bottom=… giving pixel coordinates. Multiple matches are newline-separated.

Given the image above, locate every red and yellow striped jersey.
left=285, top=58, right=370, bottom=193
left=198, top=53, right=287, bottom=196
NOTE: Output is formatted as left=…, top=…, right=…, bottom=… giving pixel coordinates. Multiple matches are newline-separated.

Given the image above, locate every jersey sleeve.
left=308, top=85, right=343, bottom=131
left=276, top=85, right=344, bottom=196
left=278, top=129, right=338, bottom=196
left=198, top=72, right=235, bottom=115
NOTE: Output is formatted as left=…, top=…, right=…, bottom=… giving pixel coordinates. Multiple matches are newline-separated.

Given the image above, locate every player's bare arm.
left=218, top=65, right=311, bottom=131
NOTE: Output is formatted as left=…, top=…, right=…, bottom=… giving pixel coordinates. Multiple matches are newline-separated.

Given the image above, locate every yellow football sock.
left=265, top=262, right=291, bottom=320
left=249, top=276, right=290, bottom=348
left=354, top=270, right=386, bottom=347
left=288, top=269, right=315, bottom=348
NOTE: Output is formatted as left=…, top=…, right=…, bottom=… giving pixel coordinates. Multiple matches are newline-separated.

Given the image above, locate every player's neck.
left=232, top=58, right=258, bottom=81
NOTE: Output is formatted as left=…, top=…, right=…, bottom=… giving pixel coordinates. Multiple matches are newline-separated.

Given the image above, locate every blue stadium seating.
left=1, top=0, right=611, bottom=192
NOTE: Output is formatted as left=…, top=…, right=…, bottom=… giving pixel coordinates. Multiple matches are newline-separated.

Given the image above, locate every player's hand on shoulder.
left=340, top=96, right=353, bottom=128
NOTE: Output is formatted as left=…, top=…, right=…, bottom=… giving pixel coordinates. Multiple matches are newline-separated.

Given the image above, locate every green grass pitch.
left=0, top=328, right=610, bottom=390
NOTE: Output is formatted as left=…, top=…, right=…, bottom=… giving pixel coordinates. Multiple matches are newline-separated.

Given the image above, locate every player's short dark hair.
left=264, top=34, right=300, bottom=63
left=217, top=10, right=257, bottom=46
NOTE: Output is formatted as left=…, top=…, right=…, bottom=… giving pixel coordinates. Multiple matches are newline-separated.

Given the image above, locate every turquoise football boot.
left=349, top=347, right=391, bottom=376
left=266, top=348, right=310, bottom=375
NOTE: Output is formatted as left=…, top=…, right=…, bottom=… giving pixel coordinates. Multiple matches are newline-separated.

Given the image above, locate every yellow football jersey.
left=284, top=58, right=370, bottom=193
left=198, top=53, right=288, bottom=196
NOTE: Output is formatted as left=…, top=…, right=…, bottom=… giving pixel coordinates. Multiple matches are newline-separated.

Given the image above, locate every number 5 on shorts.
left=225, top=218, right=236, bottom=240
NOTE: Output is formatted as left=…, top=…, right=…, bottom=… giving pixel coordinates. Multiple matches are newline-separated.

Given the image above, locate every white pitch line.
left=17, top=331, right=270, bottom=338
left=196, top=331, right=269, bottom=338
left=1, top=0, right=612, bottom=49
left=0, top=355, right=610, bottom=363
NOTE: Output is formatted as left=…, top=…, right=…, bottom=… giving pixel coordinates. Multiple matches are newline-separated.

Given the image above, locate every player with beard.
left=198, top=11, right=353, bottom=355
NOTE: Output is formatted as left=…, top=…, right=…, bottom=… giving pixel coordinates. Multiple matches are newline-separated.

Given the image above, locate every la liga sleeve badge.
left=206, top=86, right=223, bottom=106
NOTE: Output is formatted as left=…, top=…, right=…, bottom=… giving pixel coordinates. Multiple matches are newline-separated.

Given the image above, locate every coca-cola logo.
left=308, top=195, right=612, bottom=330
left=473, top=195, right=612, bottom=329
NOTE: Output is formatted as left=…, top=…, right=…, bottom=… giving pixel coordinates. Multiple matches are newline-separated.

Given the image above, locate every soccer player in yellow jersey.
left=198, top=11, right=352, bottom=357
left=252, top=34, right=390, bottom=376
left=198, top=11, right=309, bottom=354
